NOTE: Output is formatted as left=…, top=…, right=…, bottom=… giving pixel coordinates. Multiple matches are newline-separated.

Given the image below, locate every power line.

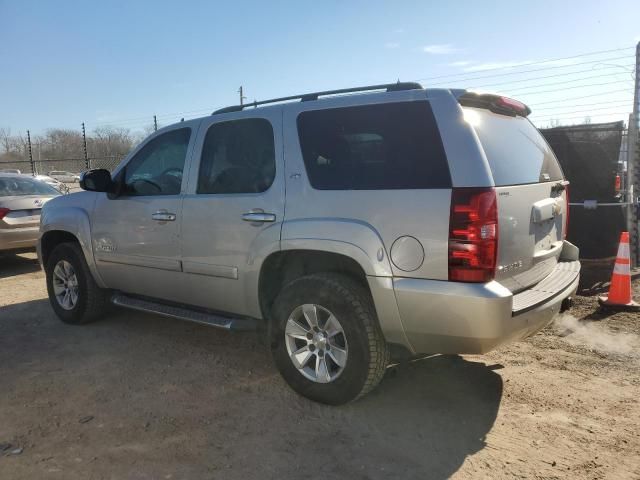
left=530, top=105, right=632, bottom=118
left=530, top=89, right=632, bottom=105
left=86, top=46, right=636, bottom=132
left=532, top=111, right=629, bottom=121
left=532, top=99, right=633, bottom=111
left=512, top=80, right=632, bottom=97
left=92, top=107, right=217, bottom=128
left=468, top=65, right=634, bottom=90
left=501, top=76, right=633, bottom=95
left=426, top=55, right=634, bottom=86
left=416, top=46, right=635, bottom=82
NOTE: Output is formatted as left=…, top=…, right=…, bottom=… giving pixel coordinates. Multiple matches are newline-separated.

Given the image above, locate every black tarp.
left=541, top=122, right=625, bottom=259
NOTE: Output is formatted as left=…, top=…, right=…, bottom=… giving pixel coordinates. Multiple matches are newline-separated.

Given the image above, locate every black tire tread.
left=46, top=242, right=110, bottom=324
left=273, top=272, right=389, bottom=403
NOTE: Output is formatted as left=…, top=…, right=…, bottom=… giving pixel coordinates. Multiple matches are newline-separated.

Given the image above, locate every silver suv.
left=38, top=83, right=579, bottom=404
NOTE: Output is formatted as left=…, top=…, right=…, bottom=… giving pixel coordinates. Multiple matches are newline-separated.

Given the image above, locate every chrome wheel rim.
left=52, top=260, right=79, bottom=310
left=284, top=304, right=348, bottom=383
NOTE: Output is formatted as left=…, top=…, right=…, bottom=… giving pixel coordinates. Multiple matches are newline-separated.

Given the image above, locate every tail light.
left=563, top=184, right=570, bottom=240
left=448, top=187, right=498, bottom=283
left=614, top=174, right=621, bottom=193
left=0, top=208, right=10, bottom=220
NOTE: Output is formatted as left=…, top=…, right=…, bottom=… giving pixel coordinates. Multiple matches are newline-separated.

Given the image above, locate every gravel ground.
left=0, top=253, right=639, bottom=480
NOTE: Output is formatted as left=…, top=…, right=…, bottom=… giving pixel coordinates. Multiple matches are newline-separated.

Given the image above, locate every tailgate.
left=462, top=104, right=568, bottom=293
left=495, top=182, right=567, bottom=292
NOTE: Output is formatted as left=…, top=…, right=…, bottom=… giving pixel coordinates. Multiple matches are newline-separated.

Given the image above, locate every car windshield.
left=0, top=176, right=60, bottom=196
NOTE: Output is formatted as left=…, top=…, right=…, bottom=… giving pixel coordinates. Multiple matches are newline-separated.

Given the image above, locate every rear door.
left=463, top=107, right=568, bottom=292
left=179, top=110, right=284, bottom=316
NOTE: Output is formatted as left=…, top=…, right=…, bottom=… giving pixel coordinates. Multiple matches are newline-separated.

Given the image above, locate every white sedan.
left=34, top=175, right=70, bottom=194
left=48, top=170, right=81, bottom=183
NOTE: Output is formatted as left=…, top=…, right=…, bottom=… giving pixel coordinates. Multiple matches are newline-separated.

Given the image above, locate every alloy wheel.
left=284, top=304, right=348, bottom=383
left=52, top=260, right=79, bottom=310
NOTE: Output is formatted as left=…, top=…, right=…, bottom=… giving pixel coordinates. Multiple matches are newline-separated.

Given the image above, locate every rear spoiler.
left=457, top=92, right=531, bottom=117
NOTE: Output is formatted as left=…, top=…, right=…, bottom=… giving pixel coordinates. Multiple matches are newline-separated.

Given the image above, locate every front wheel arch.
left=40, top=230, right=81, bottom=267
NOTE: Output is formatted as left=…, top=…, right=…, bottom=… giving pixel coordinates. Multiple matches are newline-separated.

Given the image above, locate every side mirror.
left=80, top=169, right=113, bottom=193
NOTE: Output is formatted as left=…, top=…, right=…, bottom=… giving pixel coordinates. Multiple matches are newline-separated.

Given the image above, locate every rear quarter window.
left=297, top=101, right=450, bottom=190
left=464, top=107, right=563, bottom=186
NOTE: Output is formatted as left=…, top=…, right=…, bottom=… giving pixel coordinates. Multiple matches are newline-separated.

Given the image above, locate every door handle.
left=242, top=211, right=276, bottom=223
left=152, top=210, right=177, bottom=222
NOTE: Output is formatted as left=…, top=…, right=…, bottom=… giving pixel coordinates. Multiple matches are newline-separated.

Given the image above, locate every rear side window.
left=464, top=107, right=563, bottom=186
left=297, top=101, right=450, bottom=190
left=198, top=118, right=275, bottom=194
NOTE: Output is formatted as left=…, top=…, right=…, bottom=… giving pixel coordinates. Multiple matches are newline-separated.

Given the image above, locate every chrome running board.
left=111, top=294, right=256, bottom=331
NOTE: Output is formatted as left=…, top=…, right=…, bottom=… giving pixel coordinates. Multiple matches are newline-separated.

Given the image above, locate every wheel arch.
left=39, top=206, right=105, bottom=288
left=259, top=249, right=370, bottom=321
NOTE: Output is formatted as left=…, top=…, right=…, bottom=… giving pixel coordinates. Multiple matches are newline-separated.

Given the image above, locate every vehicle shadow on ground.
left=339, top=355, right=503, bottom=479
left=0, top=299, right=502, bottom=480
left=0, top=253, right=41, bottom=279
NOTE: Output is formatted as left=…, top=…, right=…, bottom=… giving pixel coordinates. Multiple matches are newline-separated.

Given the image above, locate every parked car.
left=0, top=168, right=22, bottom=174
left=48, top=170, right=80, bottom=183
left=38, top=83, right=579, bottom=404
left=34, top=174, right=70, bottom=194
left=0, top=173, right=60, bottom=253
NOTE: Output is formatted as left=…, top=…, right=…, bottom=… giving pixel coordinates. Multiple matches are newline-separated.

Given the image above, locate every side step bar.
left=111, top=294, right=257, bottom=331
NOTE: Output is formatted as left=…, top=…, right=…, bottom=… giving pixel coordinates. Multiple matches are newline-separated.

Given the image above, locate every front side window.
left=124, top=128, right=191, bottom=196
left=297, top=101, right=451, bottom=190
left=197, top=118, right=275, bottom=194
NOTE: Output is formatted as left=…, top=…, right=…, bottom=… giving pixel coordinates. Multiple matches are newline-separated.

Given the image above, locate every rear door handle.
left=242, top=211, right=276, bottom=223
left=152, top=210, right=177, bottom=222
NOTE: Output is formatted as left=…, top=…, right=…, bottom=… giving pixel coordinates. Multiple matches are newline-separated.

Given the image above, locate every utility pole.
left=238, top=86, right=246, bottom=105
left=26, top=130, right=34, bottom=175
left=628, top=41, right=640, bottom=266
left=82, top=122, right=89, bottom=170
left=153, top=115, right=158, bottom=132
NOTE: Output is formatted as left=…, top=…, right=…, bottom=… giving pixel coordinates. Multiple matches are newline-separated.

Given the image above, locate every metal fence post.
left=82, top=122, right=89, bottom=170
left=628, top=42, right=640, bottom=267
left=26, top=130, right=34, bottom=175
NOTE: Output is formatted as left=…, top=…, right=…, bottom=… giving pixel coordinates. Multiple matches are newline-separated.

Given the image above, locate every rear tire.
left=271, top=273, right=389, bottom=405
left=45, top=242, right=110, bottom=324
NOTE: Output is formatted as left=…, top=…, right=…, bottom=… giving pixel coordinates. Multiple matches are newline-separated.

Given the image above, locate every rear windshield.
left=297, top=101, right=451, bottom=190
left=463, top=107, right=564, bottom=186
left=0, top=176, right=60, bottom=196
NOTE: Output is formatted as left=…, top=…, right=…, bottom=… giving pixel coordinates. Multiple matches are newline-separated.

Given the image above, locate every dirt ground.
left=1, top=253, right=639, bottom=480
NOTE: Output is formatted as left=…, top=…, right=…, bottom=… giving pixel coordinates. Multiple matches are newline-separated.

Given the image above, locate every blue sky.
left=1, top=0, right=638, bottom=134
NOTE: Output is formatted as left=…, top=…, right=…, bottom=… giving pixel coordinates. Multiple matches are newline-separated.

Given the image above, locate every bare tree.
left=90, top=126, right=134, bottom=158
left=0, top=127, right=12, bottom=154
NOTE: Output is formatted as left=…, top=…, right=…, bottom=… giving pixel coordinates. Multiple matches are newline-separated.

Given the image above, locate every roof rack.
left=212, top=82, right=423, bottom=115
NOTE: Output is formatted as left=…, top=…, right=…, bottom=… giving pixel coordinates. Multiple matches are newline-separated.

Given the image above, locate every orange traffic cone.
left=598, top=232, right=639, bottom=311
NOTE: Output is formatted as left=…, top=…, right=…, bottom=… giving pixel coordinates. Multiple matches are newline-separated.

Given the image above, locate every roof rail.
left=212, top=82, right=423, bottom=115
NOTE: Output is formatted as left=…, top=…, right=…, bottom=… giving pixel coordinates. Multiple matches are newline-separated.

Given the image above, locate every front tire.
left=271, top=273, right=389, bottom=405
left=45, top=242, right=110, bottom=324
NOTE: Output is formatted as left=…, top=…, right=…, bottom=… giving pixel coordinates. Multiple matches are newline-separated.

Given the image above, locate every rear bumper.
left=378, top=259, right=580, bottom=355
left=0, top=227, right=39, bottom=252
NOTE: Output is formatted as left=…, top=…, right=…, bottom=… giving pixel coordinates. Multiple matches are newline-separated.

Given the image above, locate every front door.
left=91, top=125, right=197, bottom=301
left=179, top=110, right=284, bottom=317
